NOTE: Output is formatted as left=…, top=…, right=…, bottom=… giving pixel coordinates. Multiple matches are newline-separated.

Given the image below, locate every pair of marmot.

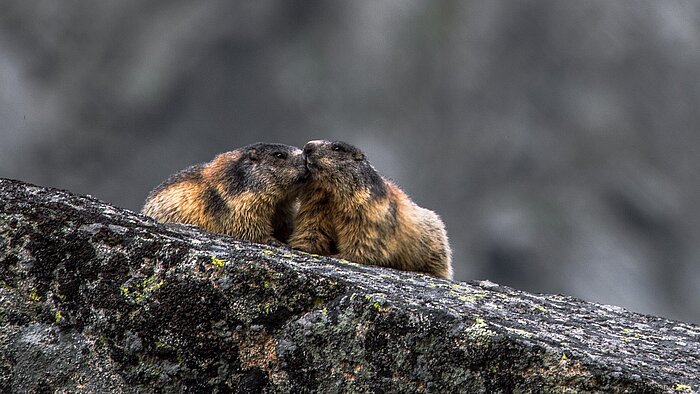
left=142, top=140, right=453, bottom=279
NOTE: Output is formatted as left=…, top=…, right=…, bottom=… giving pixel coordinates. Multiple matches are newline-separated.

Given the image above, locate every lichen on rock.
left=0, top=178, right=699, bottom=393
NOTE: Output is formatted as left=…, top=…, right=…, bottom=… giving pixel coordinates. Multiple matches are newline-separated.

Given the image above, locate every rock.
left=0, top=177, right=698, bottom=393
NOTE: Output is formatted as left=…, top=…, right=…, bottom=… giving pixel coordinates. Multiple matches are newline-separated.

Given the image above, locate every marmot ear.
left=248, top=149, right=259, bottom=162
left=353, top=151, right=365, bottom=161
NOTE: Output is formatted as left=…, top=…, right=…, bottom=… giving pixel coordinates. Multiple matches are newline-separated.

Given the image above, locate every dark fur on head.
left=303, top=140, right=386, bottom=198
left=217, top=142, right=308, bottom=196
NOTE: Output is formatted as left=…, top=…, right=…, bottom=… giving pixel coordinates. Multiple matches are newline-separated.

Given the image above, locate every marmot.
left=142, top=143, right=307, bottom=244
left=289, top=140, right=453, bottom=279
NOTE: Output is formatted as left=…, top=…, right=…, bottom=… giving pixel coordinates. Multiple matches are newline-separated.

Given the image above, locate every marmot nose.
left=304, top=140, right=323, bottom=155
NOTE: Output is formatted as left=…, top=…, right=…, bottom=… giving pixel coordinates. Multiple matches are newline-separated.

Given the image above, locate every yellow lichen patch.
left=365, top=293, right=390, bottom=313
left=262, top=250, right=275, bottom=256
left=298, top=251, right=321, bottom=258
left=29, top=289, right=40, bottom=302
left=465, top=317, right=494, bottom=339
left=211, top=256, right=226, bottom=270
left=674, top=384, right=692, bottom=392
left=54, top=311, right=63, bottom=324
left=120, top=275, right=165, bottom=304
left=458, top=292, right=487, bottom=303
left=620, top=328, right=642, bottom=342
left=258, top=303, right=272, bottom=315
left=533, top=304, right=548, bottom=313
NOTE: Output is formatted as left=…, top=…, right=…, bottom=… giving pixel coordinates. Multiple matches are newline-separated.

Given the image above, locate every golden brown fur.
left=142, top=143, right=307, bottom=244
left=289, top=140, right=453, bottom=279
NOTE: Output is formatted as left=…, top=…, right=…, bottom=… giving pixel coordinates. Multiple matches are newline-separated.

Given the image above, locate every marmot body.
left=289, top=140, right=453, bottom=279
left=142, top=143, right=307, bottom=244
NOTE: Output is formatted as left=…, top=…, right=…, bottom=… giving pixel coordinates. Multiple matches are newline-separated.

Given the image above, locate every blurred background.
left=1, top=1, right=700, bottom=323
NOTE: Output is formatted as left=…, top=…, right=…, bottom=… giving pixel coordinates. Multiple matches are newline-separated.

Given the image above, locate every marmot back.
left=142, top=143, right=307, bottom=244
left=289, top=140, right=453, bottom=279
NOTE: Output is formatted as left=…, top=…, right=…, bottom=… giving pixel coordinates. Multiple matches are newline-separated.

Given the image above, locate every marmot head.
left=302, top=140, right=386, bottom=196
left=215, top=142, right=308, bottom=197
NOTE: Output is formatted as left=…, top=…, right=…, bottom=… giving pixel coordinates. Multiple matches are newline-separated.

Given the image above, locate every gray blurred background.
left=2, top=1, right=700, bottom=323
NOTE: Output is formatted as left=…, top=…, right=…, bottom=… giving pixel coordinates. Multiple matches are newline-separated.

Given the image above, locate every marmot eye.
left=274, top=152, right=288, bottom=159
left=332, top=145, right=347, bottom=153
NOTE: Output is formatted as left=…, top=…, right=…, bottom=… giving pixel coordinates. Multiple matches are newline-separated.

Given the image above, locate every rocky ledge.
left=0, top=178, right=698, bottom=393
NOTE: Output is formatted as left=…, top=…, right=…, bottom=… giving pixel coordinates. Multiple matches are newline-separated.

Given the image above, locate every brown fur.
left=289, top=140, right=453, bottom=279
left=142, top=143, right=307, bottom=244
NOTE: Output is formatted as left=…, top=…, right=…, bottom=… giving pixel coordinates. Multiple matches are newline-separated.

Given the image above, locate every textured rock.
left=0, top=177, right=699, bottom=393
